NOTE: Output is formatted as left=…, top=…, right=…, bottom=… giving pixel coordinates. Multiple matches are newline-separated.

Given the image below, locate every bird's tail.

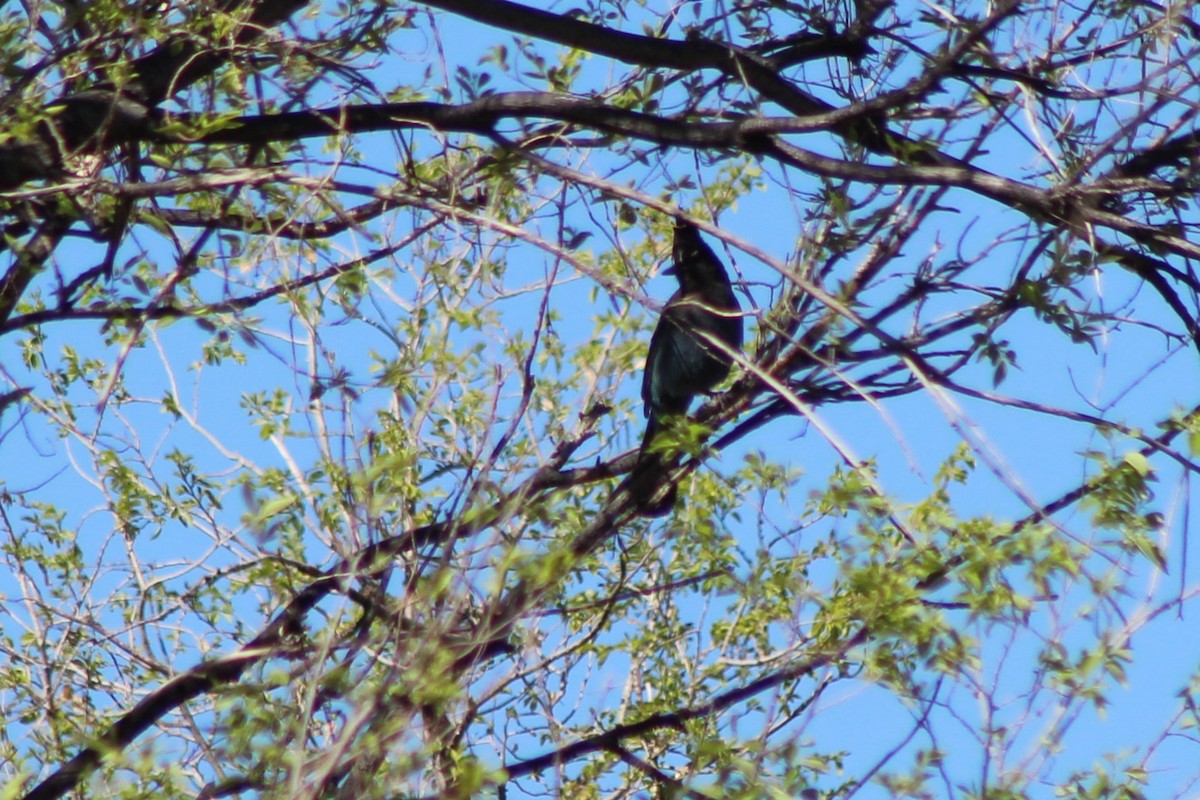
left=633, top=413, right=678, bottom=516
left=638, top=413, right=662, bottom=461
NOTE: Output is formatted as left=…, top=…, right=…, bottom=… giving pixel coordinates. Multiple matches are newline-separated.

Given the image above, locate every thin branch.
left=483, top=627, right=868, bottom=791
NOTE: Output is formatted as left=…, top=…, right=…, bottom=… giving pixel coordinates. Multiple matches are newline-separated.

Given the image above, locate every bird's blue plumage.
left=641, top=221, right=743, bottom=454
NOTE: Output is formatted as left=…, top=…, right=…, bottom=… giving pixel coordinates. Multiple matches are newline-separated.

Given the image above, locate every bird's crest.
left=671, top=219, right=706, bottom=267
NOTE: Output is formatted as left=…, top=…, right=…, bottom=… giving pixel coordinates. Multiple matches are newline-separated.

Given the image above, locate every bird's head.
left=669, top=219, right=704, bottom=273
left=666, top=218, right=728, bottom=289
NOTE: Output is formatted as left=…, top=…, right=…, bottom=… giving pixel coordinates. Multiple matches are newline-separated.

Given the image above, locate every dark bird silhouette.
left=641, top=220, right=743, bottom=457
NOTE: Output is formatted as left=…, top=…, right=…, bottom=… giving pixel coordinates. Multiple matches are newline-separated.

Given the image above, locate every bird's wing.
left=643, top=291, right=697, bottom=416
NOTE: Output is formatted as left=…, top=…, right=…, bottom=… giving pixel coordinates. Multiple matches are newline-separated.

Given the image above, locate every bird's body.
left=641, top=221, right=743, bottom=454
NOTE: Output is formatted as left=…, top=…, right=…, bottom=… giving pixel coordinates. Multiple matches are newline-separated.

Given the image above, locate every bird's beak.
left=662, top=264, right=678, bottom=276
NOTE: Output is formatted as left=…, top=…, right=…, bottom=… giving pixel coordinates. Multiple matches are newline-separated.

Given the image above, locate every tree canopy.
left=2, top=1, right=1200, bottom=798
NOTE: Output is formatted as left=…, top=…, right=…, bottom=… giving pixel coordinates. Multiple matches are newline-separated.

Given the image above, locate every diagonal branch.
left=0, top=213, right=72, bottom=327
left=481, top=626, right=869, bottom=792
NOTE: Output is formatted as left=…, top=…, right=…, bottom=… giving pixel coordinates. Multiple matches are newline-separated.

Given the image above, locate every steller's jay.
left=641, top=220, right=743, bottom=458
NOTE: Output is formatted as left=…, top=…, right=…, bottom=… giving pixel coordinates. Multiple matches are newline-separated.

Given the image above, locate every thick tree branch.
left=179, top=94, right=847, bottom=146
left=0, top=213, right=72, bottom=327
left=0, top=0, right=311, bottom=191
